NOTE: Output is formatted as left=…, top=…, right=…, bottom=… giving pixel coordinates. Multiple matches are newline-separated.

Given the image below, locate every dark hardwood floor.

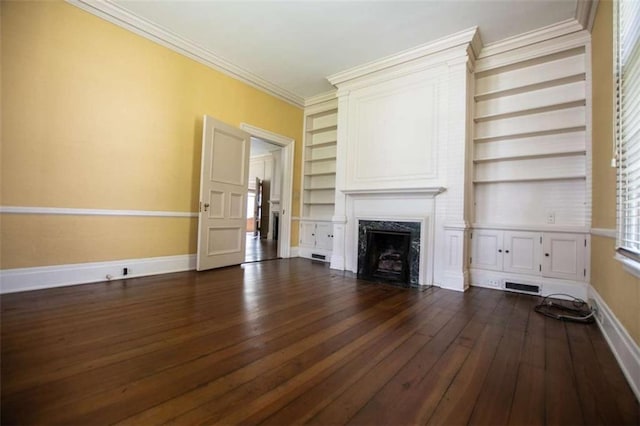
left=1, top=258, right=638, bottom=425
left=245, top=233, right=278, bottom=263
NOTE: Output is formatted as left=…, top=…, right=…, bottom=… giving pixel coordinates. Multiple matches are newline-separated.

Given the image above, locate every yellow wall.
left=591, top=0, right=640, bottom=346
left=1, top=1, right=303, bottom=268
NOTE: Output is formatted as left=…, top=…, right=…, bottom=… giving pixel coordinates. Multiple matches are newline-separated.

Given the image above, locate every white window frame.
left=614, top=0, right=640, bottom=278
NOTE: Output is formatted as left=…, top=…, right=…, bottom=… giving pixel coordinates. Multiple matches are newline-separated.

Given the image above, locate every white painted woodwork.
left=197, top=116, right=250, bottom=271
left=475, top=80, right=586, bottom=120
left=299, top=222, right=317, bottom=248
left=503, top=231, right=542, bottom=275
left=475, top=105, right=586, bottom=141
left=298, top=220, right=334, bottom=261
left=329, top=31, right=477, bottom=292
left=474, top=130, right=586, bottom=162
left=542, top=232, right=586, bottom=280
left=474, top=180, right=587, bottom=226
left=475, top=50, right=586, bottom=97
left=472, top=230, right=503, bottom=272
left=342, top=68, right=444, bottom=190
left=302, top=99, right=338, bottom=220
left=474, top=154, right=586, bottom=182
left=315, top=223, right=333, bottom=250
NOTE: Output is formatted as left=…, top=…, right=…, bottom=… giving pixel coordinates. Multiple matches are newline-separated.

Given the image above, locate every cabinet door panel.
left=472, top=230, right=503, bottom=271
left=503, top=231, right=541, bottom=275
left=542, top=233, right=585, bottom=280
left=300, top=222, right=317, bottom=247
left=315, top=223, right=333, bottom=250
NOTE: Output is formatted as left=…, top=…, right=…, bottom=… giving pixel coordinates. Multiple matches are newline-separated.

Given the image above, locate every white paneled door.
left=197, top=116, right=251, bottom=271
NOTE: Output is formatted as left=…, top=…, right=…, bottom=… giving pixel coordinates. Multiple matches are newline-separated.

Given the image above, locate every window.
left=615, top=0, right=640, bottom=270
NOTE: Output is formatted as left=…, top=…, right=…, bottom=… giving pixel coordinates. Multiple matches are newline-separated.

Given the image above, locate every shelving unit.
left=302, top=102, right=338, bottom=220
left=472, top=46, right=590, bottom=227
left=298, top=98, right=338, bottom=261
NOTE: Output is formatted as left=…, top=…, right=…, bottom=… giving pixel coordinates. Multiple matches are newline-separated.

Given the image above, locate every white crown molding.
left=0, top=254, right=196, bottom=294
left=327, top=27, right=480, bottom=87
left=589, top=285, right=640, bottom=402
left=478, top=19, right=583, bottom=60
left=476, top=29, right=591, bottom=72
left=0, top=205, right=198, bottom=218
left=67, top=0, right=305, bottom=108
left=304, top=90, right=338, bottom=108
left=575, top=0, right=600, bottom=32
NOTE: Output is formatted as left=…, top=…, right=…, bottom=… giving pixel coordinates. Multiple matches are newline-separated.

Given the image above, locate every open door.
left=197, top=116, right=251, bottom=271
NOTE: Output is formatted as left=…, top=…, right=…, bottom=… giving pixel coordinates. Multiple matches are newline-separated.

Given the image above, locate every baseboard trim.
left=289, top=247, right=300, bottom=258
left=0, top=254, right=196, bottom=294
left=589, top=285, right=640, bottom=402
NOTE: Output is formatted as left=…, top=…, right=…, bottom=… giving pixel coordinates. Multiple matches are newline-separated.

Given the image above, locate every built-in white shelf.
left=473, top=175, right=586, bottom=184
left=302, top=100, right=338, bottom=219
left=474, top=150, right=586, bottom=163
left=472, top=45, right=589, bottom=230
left=307, top=124, right=337, bottom=134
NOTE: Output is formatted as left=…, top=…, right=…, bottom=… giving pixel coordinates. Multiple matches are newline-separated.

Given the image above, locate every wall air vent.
left=504, top=281, right=540, bottom=294
left=311, top=253, right=326, bottom=260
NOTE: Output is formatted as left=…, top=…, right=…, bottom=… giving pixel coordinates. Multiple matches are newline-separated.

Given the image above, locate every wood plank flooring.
left=1, top=258, right=638, bottom=425
left=245, top=234, right=278, bottom=263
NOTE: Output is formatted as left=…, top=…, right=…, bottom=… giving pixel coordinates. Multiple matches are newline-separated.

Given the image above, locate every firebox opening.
left=360, top=230, right=412, bottom=285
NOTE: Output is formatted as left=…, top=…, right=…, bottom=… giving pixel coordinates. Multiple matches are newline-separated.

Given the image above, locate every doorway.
left=245, top=137, right=283, bottom=262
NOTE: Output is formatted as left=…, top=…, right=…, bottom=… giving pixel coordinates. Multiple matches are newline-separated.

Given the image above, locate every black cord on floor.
left=534, top=293, right=595, bottom=324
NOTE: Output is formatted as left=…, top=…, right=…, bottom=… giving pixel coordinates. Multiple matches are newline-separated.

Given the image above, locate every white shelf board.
left=307, top=124, right=337, bottom=134
left=305, top=140, right=337, bottom=149
left=473, top=175, right=586, bottom=184
left=473, top=150, right=586, bottom=163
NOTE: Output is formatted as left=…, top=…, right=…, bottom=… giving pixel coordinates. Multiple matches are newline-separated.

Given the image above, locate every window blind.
left=616, top=0, right=640, bottom=261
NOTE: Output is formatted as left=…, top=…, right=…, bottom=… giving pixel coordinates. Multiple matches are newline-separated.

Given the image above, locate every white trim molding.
left=589, top=285, right=640, bottom=402
left=240, top=123, right=295, bottom=259
left=0, top=206, right=198, bottom=218
left=304, top=90, right=338, bottom=107
left=615, top=253, right=640, bottom=279
left=67, top=0, right=304, bottom=107
left=0, top=254, right=196, bottom=294
left=327, top=27, right=480, bottom=86
left=575, top=0, right=599, bottom=32
left=591, top=227, right=617, bottom=239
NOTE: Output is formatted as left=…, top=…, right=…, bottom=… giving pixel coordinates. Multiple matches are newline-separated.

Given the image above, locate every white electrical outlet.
left=546, top=212, right=556, bottom=224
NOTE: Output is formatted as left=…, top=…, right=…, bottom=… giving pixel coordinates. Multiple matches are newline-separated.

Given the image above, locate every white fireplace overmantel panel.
left=342, top=68, right=448, bottom=191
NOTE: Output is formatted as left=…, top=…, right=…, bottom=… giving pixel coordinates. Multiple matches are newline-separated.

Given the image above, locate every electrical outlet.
left=486, top=279, right=500, bottom=287
left=546, top=212, right=556, bottom=224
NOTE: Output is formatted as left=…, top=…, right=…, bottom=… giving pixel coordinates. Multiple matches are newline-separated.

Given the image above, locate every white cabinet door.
left=315, top=223, right=333, bottom=250
left=300, top=222, right=317, bottom=247
left=542, top=233, right=585, bottom=280
left=503, top=231, right=542, bottom=275
left=472, top=230, right=503, bottom=271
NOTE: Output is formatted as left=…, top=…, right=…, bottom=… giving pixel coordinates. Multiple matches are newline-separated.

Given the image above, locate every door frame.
left=240, top=123, right=294, bottom=258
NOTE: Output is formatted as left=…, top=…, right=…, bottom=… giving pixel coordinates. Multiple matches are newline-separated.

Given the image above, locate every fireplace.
left=357, top=220, right=421, bottom=287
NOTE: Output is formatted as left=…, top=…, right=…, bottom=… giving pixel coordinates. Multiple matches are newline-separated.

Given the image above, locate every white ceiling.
left=113, top=0, right=578, bottom=101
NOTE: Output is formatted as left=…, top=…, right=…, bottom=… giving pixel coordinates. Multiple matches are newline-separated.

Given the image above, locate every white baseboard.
left=0, top=254, right=196, bottom=294
left=289, top=246, right=299, bottom=258
left=589, top=286, right=640, bottom=402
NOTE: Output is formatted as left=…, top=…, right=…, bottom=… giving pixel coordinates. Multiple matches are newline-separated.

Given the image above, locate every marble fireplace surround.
left=357, top=220, right=421, bottom=286
left=334, top=187, right=445, bottom=286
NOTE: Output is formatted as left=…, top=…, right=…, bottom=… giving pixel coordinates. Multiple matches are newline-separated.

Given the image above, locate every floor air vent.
left=505, top=281, right=540, bottom=294
left=311, top=253, right=326, bottom=260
